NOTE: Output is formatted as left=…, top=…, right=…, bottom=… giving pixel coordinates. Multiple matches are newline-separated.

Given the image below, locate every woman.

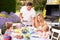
left=34, top=13, right=47, bottom=29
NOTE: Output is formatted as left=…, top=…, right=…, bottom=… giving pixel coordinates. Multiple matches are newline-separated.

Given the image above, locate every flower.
left=1, top=11, right=8, bottom=14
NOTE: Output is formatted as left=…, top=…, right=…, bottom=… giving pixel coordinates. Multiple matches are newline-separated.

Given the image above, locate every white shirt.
left=20, top=6, right=36, bottom=22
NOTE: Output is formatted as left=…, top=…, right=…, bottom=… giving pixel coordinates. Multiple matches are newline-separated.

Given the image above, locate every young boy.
left=4, top=22, right=13, bottom=40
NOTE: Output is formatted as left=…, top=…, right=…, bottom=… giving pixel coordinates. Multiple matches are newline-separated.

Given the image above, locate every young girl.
left=4, top=22, right=13, bottom=40
left=31, top=23, right=51, bottom=40
left=39, top=25, right=51, bottom=40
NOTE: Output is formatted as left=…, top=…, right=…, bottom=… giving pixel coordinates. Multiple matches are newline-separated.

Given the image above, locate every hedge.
left=0, top=0, right=16, bottom=14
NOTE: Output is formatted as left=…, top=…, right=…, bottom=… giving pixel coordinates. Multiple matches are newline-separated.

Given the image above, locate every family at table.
left=3, top=2, right=51, bottom=40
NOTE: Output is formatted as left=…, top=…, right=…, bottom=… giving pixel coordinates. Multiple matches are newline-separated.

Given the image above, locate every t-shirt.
left=20, top=6, right=36, bottom=22
left=4, top=29, right=12, bottom=38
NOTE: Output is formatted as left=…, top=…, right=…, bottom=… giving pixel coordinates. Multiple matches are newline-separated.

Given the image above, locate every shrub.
left=2, top=25, right=6, bottom=34
left=0, top=0, right=16, bottom=14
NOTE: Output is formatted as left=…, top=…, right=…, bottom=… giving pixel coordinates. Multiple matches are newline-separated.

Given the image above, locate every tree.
left=33, top=0, right=47, bottom=11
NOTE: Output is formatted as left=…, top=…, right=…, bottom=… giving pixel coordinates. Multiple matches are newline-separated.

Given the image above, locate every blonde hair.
left=34, top=13, right=45, bottom=28
left=37, top=13, right=44, bottom=20
left=37, top=13, right=44, bottom=17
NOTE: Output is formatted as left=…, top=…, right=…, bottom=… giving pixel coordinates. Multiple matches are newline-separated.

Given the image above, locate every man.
left=20, top=2, right=36, bottom=26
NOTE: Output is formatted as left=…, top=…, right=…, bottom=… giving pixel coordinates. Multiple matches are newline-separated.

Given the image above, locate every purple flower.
left=0, top=17, right=7, bottom=28
left=8, top=13, right=20, bottom=22
left=9, top=12, right=15, bottom=16
left=1, top=11, right=8, bottom=14
left=6, top=18, right=13, bottom=22
left=0, top=25, right=3, bottom=29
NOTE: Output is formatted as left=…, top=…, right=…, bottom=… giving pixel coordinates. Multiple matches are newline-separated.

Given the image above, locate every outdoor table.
left=12, top=38, right=24, bottom=40
left=12, top=23, right=51, bottom=40
left=30, top=32, right=50, bottom=40
left=11, top=26, right=35, bottom=40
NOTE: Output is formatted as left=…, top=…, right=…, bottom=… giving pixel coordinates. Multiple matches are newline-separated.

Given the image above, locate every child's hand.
left=42, top=32, right=48, bottom=38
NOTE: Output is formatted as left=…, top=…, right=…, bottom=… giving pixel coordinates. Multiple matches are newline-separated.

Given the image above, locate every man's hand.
left=21, top=19, right=23, bottom=22
left=32, top=17, right=35, bottom=26
left=20, top=13, right=23, bottom=22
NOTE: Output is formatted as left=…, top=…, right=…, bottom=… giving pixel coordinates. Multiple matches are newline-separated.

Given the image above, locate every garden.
left=0, top=0, right=60, bottom=40
left=0, top=0, right=47, bottom=34
left=0, top=0, right=49, bottom=40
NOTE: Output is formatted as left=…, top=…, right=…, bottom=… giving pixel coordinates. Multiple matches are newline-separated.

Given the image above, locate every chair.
left=0, top=29, right=2, bottom=40
left=0, top=29, right=2, bottom=35
left=51, top=28, right=60, bottom=40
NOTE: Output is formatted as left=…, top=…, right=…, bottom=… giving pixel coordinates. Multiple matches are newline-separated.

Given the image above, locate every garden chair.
left=0, top=29, right=2, bottom=40
left=0, top=29, right=2, bottom=35
left=51, top=28, right=60, bottom=40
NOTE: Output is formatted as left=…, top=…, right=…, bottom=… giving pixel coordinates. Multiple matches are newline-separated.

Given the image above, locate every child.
left=4, top=22, right=13, bottom=40
left=39, top=25, right=51, bottom=40
left=31, top=25, right=51, bottom=40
